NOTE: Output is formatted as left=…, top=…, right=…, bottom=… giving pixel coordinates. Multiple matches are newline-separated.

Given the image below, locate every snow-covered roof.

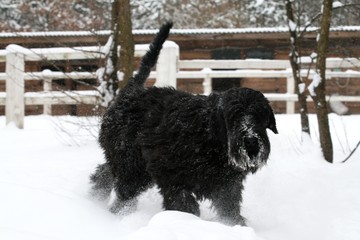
left=0, top=26, right=359, bottom=38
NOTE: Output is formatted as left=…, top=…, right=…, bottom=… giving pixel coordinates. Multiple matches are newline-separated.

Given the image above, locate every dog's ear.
left=267, top=109, right=278, bottom=134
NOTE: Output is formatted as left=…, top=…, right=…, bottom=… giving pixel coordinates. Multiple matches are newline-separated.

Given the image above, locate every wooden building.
left=1, top=26, right=359, bottom=115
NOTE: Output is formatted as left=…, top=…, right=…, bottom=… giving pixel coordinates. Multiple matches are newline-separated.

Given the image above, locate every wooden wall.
left=1, top=30, right=359, bottom=115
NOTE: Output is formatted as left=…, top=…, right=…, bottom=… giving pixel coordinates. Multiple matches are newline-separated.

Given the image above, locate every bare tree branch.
left=342, top=140, right=360, bottom=163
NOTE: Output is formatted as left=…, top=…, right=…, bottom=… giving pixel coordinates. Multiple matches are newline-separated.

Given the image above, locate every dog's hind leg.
left=108, top=150, right=153, bottom=214
left=159, top=185, right=200, bottom=216
left=109, top=176, right=152, bottom=214
left=89, top=163, right=113, bottom=201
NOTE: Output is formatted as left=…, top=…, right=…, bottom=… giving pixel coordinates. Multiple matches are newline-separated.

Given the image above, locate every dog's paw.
left=109, top=199, right=137, bottom=215
left=219, top=215, right=247, bottom=226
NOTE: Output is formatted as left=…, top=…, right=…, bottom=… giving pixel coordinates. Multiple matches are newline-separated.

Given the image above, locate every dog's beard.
left=227, top=131, right=269, bottom=172
left=228, top=141, right=267, bottom=172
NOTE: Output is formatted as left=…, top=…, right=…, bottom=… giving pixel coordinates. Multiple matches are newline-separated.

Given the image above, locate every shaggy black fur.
left=90, top=22, right=278, bottom=226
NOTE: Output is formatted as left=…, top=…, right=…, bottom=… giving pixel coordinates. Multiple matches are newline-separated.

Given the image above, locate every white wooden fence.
left=0, top=42, right=178, bottom=128
left=177, top=58, right=360, bottom=113
left=1, top=41, right=360, bottom=128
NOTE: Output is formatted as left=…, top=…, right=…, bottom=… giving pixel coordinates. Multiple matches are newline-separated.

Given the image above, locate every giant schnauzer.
left=90, top=22, right=278, bottom=226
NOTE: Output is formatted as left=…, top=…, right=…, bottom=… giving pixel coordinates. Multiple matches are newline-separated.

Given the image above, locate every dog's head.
left=211, top=88, right=278, bottom=172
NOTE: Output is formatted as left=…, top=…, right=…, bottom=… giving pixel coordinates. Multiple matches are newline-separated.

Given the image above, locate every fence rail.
left=1, top=42, right=359, bottom=128
left=0, top=42, right=178, bottom=128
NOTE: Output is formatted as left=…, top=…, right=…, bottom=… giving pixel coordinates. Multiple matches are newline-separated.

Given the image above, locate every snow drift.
left=0, top=114, right=359, bottom=240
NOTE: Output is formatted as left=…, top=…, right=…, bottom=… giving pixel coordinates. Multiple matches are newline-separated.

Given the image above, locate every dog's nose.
left=244, top=136, right=259, bottom=158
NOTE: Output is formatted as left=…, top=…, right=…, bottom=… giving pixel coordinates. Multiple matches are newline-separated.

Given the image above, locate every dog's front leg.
left=211, top=180, right=246, bottom=226
left=159, top=185, right=200, bottom=216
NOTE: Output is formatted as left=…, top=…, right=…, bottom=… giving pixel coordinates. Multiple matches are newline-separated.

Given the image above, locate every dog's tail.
left=130, top=21, right=173, bottom=87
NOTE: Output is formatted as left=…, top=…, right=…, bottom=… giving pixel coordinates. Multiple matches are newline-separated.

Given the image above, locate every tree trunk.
left=102, top=0, right=120, bottom=103
left=312, top=0, right=334, bottom=163
left=117, top=0, right=134, bottom=90
left=285, top=0, right=310, bottom=134
left=100, top=0, right=134, bottom=106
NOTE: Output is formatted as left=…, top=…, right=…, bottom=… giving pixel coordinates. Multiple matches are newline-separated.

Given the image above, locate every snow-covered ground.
left=1, top=114, right=359, bottom=240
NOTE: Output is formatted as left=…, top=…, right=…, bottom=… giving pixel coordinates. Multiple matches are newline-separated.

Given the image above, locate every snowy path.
left=1, top=115, right=359, bottom=240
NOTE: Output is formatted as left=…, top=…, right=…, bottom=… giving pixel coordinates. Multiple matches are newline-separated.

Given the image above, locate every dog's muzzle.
left=244, top=136, right=259, bottom=159
left=228, top=134, right=269, bottom=172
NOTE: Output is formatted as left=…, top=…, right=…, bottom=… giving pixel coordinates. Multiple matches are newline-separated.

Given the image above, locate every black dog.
left=90, top=22, right=278, bottom=226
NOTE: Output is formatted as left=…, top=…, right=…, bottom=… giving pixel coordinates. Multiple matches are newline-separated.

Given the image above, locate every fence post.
left=286, top=69, right=295, bottom=114
left=6, top=45, right=25, bottom=129
left=202, top=68, right=212, bottom=95
left=42, top=69, right=52, bottom=115
left=155, top=41, right=179, bottom=88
